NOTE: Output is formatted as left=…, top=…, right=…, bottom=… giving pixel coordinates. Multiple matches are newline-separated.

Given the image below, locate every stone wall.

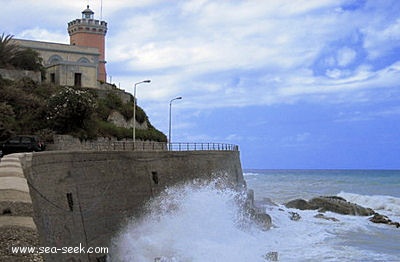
left=22, top=150, right=244, bottom=261
left=0, top=68, right=41, bottom=83
left=48, top=135, right=166, bottom=151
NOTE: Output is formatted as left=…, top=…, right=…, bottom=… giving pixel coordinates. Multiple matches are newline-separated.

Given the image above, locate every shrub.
left=103, top=92, right=123, bottom=110
left=96, top=100, right=112, bottom=121
left=0, top=102, right=16, bottom=140
left=135, top=105, right=147, bottom=124
left=135, top=127, right=167, bottom=142
left=47, top=87, right=96, bottom=133
left=0, top=81, right=46, bottom=134
left=120, top=101, right=134, bottom=120
left=96, top=120, right=131, bottom=140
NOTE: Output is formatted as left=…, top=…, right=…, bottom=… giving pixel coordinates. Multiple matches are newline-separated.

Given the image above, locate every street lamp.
left=169, top=96, right=182, bottom=150
left=133, top=80, right=151, bottom=145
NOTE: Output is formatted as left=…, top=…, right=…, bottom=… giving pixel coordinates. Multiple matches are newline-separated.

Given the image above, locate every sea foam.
left=337, top=191, right=400, bottom=215
left=109, top=181, right=271, bottom=262
left=108, top=180, right=399, bottom=262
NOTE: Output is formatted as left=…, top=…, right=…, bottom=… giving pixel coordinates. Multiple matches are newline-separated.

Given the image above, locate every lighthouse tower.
left=67, top=5, right=108, bottom=83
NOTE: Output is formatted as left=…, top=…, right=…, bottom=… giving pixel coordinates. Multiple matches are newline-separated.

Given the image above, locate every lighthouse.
left=67, top=5, right=108, bottom=83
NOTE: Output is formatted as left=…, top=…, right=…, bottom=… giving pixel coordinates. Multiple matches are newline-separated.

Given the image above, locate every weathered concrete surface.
left=0, top=190, right=32, bottom=203
left=22, top=150, right=245, bottom=262
left=0, top=153, right=42, bottom=261
left=0, top=156, right=25, bottom=178
left=0, top=166, right=26, bottom=178
left=0, top=216, right=36, bottom=229
left=0, top=177, right=30, bottom=192
left=0, top=153, right=35, bottom=219
left=0, top=68, right=41, bottom=83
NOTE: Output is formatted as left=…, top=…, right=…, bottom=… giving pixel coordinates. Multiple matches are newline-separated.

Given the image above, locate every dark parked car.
left=1, top=135, right=45, bottom=156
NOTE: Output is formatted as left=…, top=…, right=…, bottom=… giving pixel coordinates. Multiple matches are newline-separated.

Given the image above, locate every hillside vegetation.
left=0, top=77, right=167, bottom=143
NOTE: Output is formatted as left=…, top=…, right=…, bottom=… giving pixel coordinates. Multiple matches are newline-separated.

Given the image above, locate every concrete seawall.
left=0, top=153, right=42, bottom=261
left=22, top=150, right=244, bottom=261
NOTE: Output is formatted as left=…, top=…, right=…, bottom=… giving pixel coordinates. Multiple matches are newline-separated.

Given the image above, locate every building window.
left=74, top=73, right=82, bottom=87
left=50, top=73, right=55, bottom=83
left=78, top=57, right=90, bottom=64
left=48, top=55, right=63, bottom=65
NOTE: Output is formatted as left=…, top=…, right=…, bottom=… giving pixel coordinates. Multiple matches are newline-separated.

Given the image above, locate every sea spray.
left=108, top=172, right=400, bottom=262
left=108, top=180, right=272, bottom=262
left=338, top=191, right=400, bottom=216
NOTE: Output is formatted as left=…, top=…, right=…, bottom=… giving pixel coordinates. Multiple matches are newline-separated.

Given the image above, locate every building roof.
left=13, top=39, right=100, bottom=56
left=82, top=5, right=94, bottom=19
left=82, top=5, right=94, bottom=14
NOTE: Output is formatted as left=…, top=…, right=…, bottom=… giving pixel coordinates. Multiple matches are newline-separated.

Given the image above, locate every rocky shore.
left=285, top=195, right=399, bottom=228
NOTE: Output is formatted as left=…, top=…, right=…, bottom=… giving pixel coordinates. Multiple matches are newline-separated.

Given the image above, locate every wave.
left=109, top=181, right=270, bottom=262
left=108, top=181, right=400, bottom=262
left=243, top=172, right=260, bottom=176
left=337, top=191, right=400, bottom=215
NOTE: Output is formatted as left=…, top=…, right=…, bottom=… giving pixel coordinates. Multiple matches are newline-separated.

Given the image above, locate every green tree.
left=0, top=33, right=18, bottom=68
left=11, top=48, right=44, bottom=71
left=0, top=33, right=45, bottom=77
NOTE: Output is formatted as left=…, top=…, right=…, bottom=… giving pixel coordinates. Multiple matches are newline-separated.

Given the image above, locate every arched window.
left=48, top=55, right=63, bottom=65
left=78, top=57, right=90, bottom=64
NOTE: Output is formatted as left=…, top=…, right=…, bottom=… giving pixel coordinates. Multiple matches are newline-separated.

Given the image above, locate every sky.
left=1, top=0, right=400, bottom=169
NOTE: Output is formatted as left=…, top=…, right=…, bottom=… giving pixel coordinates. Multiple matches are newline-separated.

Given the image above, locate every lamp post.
left=169, top=96, right=182, bottom=150
left=133, top=80, right=151, bottom=145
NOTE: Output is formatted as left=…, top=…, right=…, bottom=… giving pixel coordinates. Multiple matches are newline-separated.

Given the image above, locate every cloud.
left=362, top=1, right=400, bottom=60
left=109, top=1, right=398, bottom=103
left=337, top=47, right=357, bottom=67
left=17, top=28, right=68, bottom=43
left=3, top=0, right=400, bottom=113
left=335, top=105, right=400, bottom=123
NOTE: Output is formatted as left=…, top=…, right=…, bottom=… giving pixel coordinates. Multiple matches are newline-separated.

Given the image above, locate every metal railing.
left=168, top=142, right=239, bottom=151
left=95, top=142, right=238, bottom=152
left=49, top=137, right=238, bottom=152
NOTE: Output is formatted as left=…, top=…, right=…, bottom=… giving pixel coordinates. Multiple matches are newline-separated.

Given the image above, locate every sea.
left=109, top=169, right=400, bottom=262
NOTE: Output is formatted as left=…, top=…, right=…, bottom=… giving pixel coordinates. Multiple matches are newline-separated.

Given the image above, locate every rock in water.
left=289, top=211, right=301, bottom=221
left=285, top=199, right=316, bottom=210
left=264, top=251, right=278, bottom=261
left=244, top=190, right=272, bottom=230
left=285, top=196, right=374, bottom=216
left=369, top=213, right=400, bottom=228
left=254, top=212, right=272, bottom=230
left=308, top=196, right=375, bottom=216
left=314, top=213, right=339, bottom=222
